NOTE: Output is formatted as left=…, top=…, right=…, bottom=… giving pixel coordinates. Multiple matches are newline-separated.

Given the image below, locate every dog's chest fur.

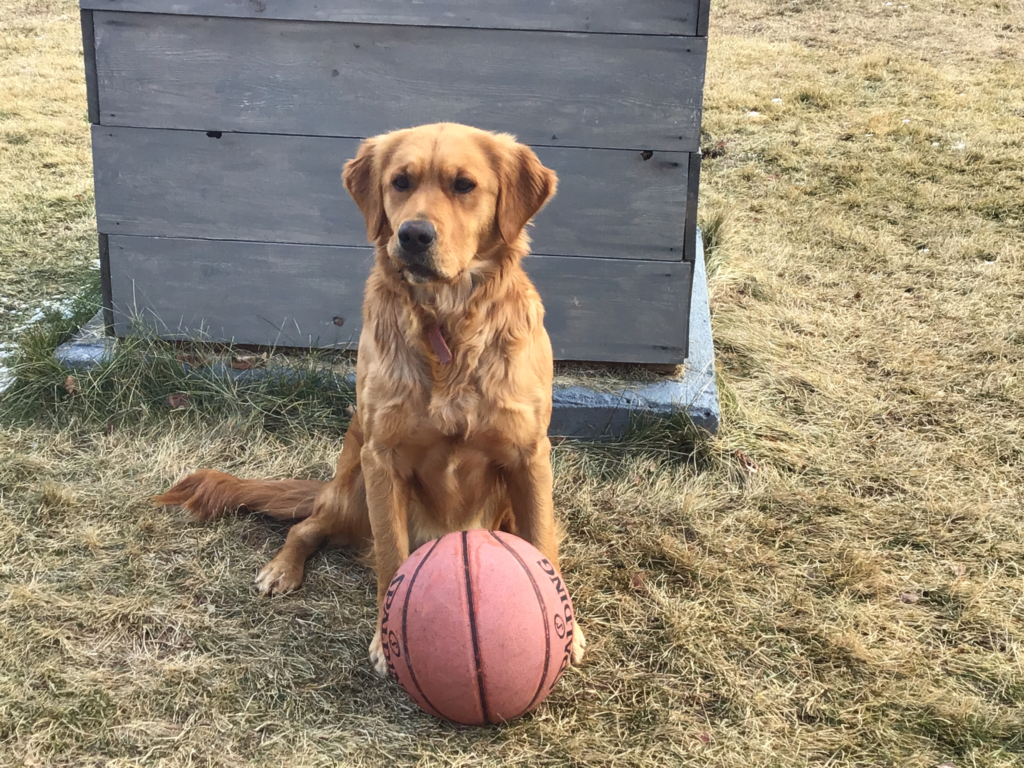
left=358, top=261, right=551, bottom=452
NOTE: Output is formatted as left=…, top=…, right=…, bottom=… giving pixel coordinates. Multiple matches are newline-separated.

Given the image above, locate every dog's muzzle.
left=396, top=219, right=442, bottom=281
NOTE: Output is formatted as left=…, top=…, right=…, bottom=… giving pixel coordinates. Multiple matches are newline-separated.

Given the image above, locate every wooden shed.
left=80, top=0, right=710, bottom=364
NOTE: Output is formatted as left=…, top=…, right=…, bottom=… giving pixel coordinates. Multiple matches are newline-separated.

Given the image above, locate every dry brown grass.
left=1, top=0, right=1023, bottom=766
left=0, top=0, right=94, bottom=336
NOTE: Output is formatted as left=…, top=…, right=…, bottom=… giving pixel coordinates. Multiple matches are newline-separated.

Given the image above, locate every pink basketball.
left=379, top=530, right=576, bottom=725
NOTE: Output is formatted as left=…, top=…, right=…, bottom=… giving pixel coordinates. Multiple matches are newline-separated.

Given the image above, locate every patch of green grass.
left=1, top=296, right=357, bottom=435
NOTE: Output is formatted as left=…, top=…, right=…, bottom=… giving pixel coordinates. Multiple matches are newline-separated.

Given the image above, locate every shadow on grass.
left=600, top=410, right=716, bottom=470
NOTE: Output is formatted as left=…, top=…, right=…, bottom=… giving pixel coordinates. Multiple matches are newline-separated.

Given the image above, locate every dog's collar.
left=426, top=324, right=452, bottom=365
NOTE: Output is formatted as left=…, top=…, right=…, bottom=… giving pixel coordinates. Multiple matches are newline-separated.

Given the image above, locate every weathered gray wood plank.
left=684, top=154, right=701, bottom=262
left=92, top=126, right=692, bottom=261
left=697, top=0, right=712, bottom=37
left=534, top=146, right=690, bottom=261
left=80, top=0, right=702, bottom=36
left=98, top=233, right=113, bottom=332
left=107, top=235, right=690, bottom=363
left=93, top=12, right=706, bottom=152
left=524, top=254, right=690, bottom=363
left=80, top=10, right=99, bottom=124
left=108, top=237, right=373, bottom=349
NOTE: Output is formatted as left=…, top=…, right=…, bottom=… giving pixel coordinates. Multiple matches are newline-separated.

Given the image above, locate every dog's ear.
left=497, top=143, right=557, bottom=245
left=342, top=137, right=387, bottom=242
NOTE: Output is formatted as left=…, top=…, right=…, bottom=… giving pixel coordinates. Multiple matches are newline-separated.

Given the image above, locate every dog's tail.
left=154, top=469, right=324, bottom=522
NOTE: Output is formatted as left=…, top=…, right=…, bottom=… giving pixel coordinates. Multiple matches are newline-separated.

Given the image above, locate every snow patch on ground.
left=1, top=296, right=78, bottom=392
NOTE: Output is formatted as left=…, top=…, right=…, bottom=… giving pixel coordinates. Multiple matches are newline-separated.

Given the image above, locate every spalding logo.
left=388, top=630, right=401, bottom=659
left=536, top=557, right=574, bottom=680
left=380, top=573, right=405, bottom=675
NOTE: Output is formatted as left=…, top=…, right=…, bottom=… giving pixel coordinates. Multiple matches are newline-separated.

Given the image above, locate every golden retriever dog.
left=156, top=123, right=586, bottom=674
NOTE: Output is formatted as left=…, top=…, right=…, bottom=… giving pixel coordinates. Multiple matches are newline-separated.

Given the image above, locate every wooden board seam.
left=89, top=125, right=699, bottom=156
left=104, top=234, right=687, bottom=266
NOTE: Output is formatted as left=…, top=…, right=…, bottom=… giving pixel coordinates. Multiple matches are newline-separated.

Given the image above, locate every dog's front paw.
left=255, top=554, right=304, bottom=595
left=368, top=628, right=388, bottom=676
left=571, top=624, right=587, bottom=666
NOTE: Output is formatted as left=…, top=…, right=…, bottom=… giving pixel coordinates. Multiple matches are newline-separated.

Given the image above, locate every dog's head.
left=342, top=123, right=557, bottom=284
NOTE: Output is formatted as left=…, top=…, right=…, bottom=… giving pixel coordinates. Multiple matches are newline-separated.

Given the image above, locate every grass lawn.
left=1, top=0, right=1022, bottom=765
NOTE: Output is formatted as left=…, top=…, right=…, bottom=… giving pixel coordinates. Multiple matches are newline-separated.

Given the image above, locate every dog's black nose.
left=397, top=220, right=436, bottom=255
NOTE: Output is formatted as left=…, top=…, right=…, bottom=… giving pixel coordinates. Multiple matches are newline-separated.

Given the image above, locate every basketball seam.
left=489, top=531, right=552, bottom=713
left=463, top=530, right=490, bottom=725
left=400, top=537, right=446, bottom=721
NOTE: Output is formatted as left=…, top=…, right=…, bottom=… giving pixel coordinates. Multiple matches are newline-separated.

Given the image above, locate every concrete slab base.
left=55, top=235, right=719, bottom=438
left=54, top=311, right=115, bottom=369
left=550, top=233, right=719, bottom=437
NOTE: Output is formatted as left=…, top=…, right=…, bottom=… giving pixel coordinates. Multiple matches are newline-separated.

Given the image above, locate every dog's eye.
left=453, top=177, right=476, bottom=194
left=392, top=174, right=411, bottom=192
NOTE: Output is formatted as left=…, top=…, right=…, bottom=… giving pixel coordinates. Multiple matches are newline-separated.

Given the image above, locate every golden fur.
left=155, top=123, right=585, bottom=673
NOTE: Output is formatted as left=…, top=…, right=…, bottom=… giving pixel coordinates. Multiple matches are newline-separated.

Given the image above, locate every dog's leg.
left=505, top=437, right=586, bottom=665
left=505, top=438, right=559, bottom=565
left=255, top=417, right=372, bottom=595
left=361, top=442, right=412, bottom=675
